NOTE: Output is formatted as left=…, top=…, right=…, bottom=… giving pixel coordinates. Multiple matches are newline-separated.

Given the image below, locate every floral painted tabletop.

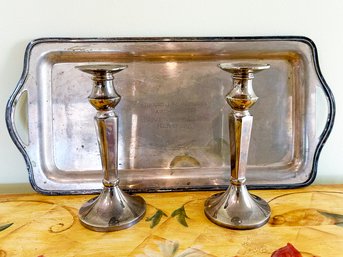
left=1, top=185, right=343, bottom=256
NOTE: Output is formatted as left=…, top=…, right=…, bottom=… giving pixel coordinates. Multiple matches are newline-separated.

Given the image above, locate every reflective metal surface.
left=204, top=63, right=271, bottom=229
left=77, top=65, right=146, bottom=231
left=6, top=37, right=335, bottom=194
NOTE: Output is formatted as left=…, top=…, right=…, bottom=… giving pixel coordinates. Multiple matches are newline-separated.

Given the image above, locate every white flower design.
left=136, top=239, right=212, bottom=257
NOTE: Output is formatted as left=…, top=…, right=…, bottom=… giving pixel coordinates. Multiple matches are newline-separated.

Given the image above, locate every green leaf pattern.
left=146, top=205, right=190, bottom=228
left=0, top=223, right=13, bottom=232
left=318, top=211, right=343, bottom=227
left=171, top=205, right=190, bottom=227
left=146, top=209, right=168, bottom=228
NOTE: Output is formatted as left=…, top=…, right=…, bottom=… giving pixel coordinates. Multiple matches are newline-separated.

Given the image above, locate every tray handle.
left=315, top=69, right=335, bottom=154
left=6, top=83, right=29, bottom=151
left=304, top=57, right=336, bottom=186
left=316, top=82, right=335, bottom=143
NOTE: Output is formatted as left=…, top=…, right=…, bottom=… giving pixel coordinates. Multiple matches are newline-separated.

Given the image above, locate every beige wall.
left=0, top=0, right=342, bottom=185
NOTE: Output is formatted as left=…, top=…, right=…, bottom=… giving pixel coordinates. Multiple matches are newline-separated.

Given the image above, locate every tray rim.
left=5, top=36, right=336, bottom=195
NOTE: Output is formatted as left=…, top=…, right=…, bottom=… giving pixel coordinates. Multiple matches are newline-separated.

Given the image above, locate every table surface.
left=1, top=184, right=343, bottom=256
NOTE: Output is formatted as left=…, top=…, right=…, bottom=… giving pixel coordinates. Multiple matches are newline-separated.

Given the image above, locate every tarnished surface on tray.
left=6, top=38, right=334, bottom=194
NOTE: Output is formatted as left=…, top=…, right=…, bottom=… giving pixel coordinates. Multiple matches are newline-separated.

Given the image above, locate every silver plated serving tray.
left=6, top=37, right=335, bottom=195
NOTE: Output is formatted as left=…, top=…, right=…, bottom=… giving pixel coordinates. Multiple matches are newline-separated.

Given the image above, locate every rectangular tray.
left=6, top=37, right=335, bottom=195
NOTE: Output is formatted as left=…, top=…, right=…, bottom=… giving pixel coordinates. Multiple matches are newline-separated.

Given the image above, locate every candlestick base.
left=204, top=184, right=270, bottom=229
left=79, top=186, right=146, bottom=232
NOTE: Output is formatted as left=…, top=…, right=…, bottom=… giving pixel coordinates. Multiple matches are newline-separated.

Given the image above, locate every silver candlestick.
left=76, top=64, right=146, bottom=232
left=204, top=63, right=271, bottom=229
